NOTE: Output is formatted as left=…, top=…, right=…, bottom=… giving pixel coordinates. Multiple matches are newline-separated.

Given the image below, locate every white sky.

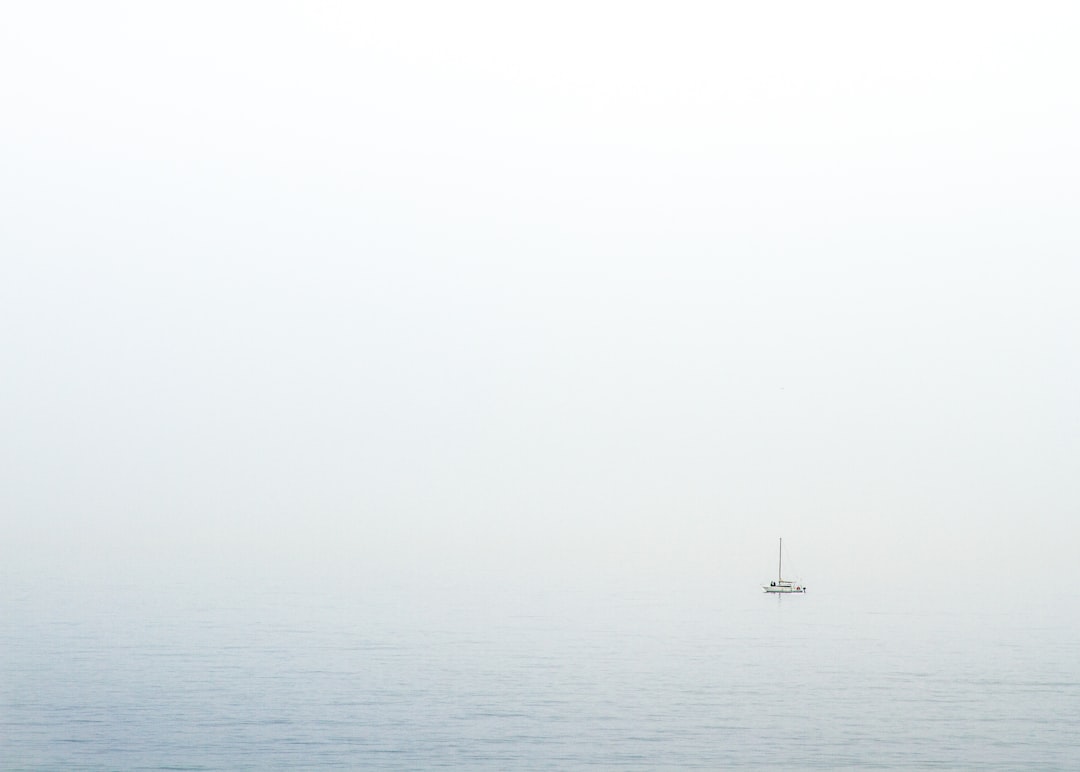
left=2, top=2, right=1078, bottom=595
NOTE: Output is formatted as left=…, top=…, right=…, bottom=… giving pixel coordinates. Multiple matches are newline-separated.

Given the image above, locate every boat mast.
left=778, top=538, right=782, bottom=582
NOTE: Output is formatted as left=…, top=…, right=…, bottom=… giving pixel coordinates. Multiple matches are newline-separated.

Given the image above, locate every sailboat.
left=762, top=538, right=805, bottom=593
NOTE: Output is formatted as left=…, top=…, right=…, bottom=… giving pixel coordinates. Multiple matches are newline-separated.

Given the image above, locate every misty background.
left=2, top=2, right=1078, bottom=601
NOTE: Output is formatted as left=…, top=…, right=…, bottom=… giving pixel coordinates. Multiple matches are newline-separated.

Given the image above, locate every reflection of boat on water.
left=762, top=538, right=805, bottom=593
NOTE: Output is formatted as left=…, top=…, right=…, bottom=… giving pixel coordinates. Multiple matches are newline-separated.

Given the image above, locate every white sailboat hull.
left=762, top=582, right=805, bottom=593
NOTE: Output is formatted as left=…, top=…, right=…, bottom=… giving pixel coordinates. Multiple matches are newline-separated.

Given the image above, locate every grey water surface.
left=3, top=578, right=1077, bottom=770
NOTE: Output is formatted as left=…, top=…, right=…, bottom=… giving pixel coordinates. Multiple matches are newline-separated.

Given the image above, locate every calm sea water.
left=3, top=576, right=1078, bottom=770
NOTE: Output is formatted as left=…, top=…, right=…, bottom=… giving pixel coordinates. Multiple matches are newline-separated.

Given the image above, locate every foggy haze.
left=3, top=2, right=1078, bottom=598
